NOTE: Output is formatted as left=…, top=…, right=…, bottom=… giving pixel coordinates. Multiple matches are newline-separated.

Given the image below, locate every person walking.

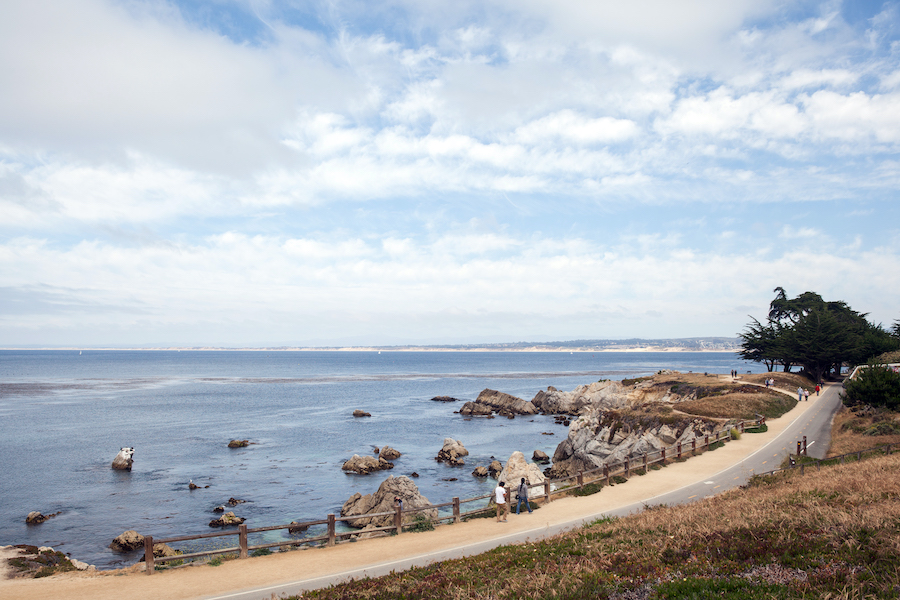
left=804, top=389, right=810, bottom=402
left=516, top=477, right=532, bottom=514
left=815, top=384, right=821, bottom=396
left=798, top=386, right=803, bottom=402
left=494, top=481, right=508, bottom=522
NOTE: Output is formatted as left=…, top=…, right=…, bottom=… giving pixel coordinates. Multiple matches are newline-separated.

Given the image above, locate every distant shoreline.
left=1, top=346, right=740, bottom=353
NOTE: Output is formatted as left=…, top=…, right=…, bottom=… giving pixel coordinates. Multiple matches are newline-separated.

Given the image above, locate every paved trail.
left=0, top=382, right=841, bottom=600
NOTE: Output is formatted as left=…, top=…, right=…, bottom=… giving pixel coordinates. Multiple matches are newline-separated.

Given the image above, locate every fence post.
left=857, top=451, right=862, bottom=462
left=394, top=503, right=402, bottom=535
left=239, top=524, right=248, bottom=559
left=797, top=441, right=802, bottom=456
left=886, top=444, right=892, bottom=456
left=677, top=442, right=682, bottom=460
left=604, top=464, right=610, bottom=486
left=705, top=435, right=710, bottom=450
left=643, top=453, right=647, bottom=471
left=624, top=458, right=630, bottom=479
left=691, top=439, right=696, bottom=456
left=544, top=481, right=551, bottom=503
left=144, top=534, right=154, bottom=575
left=661, top=447, right=666, bottom=464
left=803, top=436, right=807, bottom=456
left=577, top=472, right=583, bottom=489
left=800, top=463, right=805, bottom=475
left=327, top=514, right=335, bottom=546
left=453, top=497, right=460, bottom=524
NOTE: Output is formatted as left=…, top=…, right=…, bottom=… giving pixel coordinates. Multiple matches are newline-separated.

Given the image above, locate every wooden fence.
left=142, top=417, right=765, bottom=573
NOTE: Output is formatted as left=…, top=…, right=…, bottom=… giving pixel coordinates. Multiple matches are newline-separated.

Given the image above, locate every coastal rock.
left=497, top=451, right=547, bottom=490
left=227, top=497, right=246, bottom=506
left=472, top=466, right=489, bottom=477
left=25, top=511, right=59, bottom=525
left=549, top=408, right=718, bottom=478
left=488, top=460, right=503, bottom=478
left=532, top=450, right=550, bottom=464
left=379, top=446, right=402, bottom=460
left=70, top=558, right=95, bottom=571
left=459, top=402, right=493, bottom=416
left=111, top=447, right=134, bottom=471
left=138, top=543, right=180, bottom=562
left=110, top=530, right=144, bottom=552
left=436, top=438, right=469, bottom=466
left=430, top=396, right=461, bottom=402
left=213, top=505, right=226, bottom=513
left=474, top=389, right=538, bottom=416
left=353, top=410, right=372, bottom=418
left=209, top=511, right=244, bottom=527
left=288, top=521, right=309, bottom=534
left=342, top=454, right=395, bottom=475
left=228, top=440, right=249, bottom=448
left=340, top=475, right=436, bottom=528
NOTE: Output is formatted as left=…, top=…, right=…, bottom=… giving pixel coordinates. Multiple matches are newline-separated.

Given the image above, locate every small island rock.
left=110, top=530, right=144, bottom=552
left=436, top=438, right=468, bottom=466
left=342, top=454, right=395, bottom=474
left=228, top=440, right=250, bottom=448
left=111, top=447, right=134, bottom=471
left=353, top=410, right=372, bottom=417
left=379, top=446, right=402, bottom=460
left=209, top=512, right=245, bottom=527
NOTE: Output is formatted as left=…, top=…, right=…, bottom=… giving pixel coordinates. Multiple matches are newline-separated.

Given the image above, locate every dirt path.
left=0, top=383, right=829, bottom=600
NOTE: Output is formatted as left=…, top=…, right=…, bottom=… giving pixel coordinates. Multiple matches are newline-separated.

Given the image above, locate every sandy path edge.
left=0, top=382, right=828, bottom=600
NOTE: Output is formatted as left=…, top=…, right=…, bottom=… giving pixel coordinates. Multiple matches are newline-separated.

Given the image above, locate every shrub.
left=842, top=363, right=900, bottom=409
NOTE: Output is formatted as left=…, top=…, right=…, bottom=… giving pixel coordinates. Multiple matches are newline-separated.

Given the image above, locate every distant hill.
left=305, top=337, right=742, bottom=352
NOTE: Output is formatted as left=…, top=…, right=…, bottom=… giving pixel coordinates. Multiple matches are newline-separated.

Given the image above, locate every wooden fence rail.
left=143, top=417, right=764, bottom=573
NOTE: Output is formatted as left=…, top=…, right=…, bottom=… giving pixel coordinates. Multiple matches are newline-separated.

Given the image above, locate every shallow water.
left=0, top=350, right=763, bottom=568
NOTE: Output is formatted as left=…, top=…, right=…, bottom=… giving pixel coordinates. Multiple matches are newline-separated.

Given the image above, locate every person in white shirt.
left=494, top=481, right=508, bottom=522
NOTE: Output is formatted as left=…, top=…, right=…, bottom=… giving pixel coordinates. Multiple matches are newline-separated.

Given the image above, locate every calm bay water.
left=0, top=350, right=762, bottom=568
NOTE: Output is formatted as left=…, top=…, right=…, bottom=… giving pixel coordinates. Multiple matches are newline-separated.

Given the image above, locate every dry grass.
left=299, top=454, right=900, bottom=599
left=828, top=404, right=900, bottom=457
left=676, top=390, right=794, bottom=420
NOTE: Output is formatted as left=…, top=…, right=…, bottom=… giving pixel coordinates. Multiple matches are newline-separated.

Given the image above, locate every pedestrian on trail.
left=804, top=389, right=810, bottom=401
left=798, top=387, right=803, bottom=402
left=815, top=384, right=821, bottom=396
left=516, top=477, right=532, bottom=514
left=494, top=481, right=508, bottom=522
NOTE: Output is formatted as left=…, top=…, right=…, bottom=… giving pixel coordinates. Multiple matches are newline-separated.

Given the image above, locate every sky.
left=1, top=0, right=899, bottom=348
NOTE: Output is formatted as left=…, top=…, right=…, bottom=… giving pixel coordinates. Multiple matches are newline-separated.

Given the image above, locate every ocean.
left=0, top=349, right=763, bottom=569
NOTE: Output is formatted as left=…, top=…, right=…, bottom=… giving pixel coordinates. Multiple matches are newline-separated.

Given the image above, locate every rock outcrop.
left=436, top=438, right=468, bottom=466
left=379, top=446, right=402, bottom=460
left=548, top=408, right=718, bottom=478
left=25, top=511, right=59, bottom=525
left=497, top=451, right=547, bottom=489
left=431, top=396, right=461, bottom=402
left=228, top=440, right=249, bottom=448
left=459, top=402, right=493, bottom=416
left=111, top=447, right=134, bottom=471
left=340, top=475, right=437, bottom=528
left=342, top=454, right=395, bottom=474
left=488, top=460, right=503, bottom=478
left=474, top=389, right=538, bottom=416
left=532, top=450, right=550, bottom=464
left=471, top=466, right=489, bottom=477
left=110, top=530, right=144, bottom=552
left=209, top=512, right=245, bottom=527
left=353, top=410, right=372, bottom=418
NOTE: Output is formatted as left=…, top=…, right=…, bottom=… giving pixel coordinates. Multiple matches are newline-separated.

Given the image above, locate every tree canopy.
left=738, top=288, right=899, bottom=381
